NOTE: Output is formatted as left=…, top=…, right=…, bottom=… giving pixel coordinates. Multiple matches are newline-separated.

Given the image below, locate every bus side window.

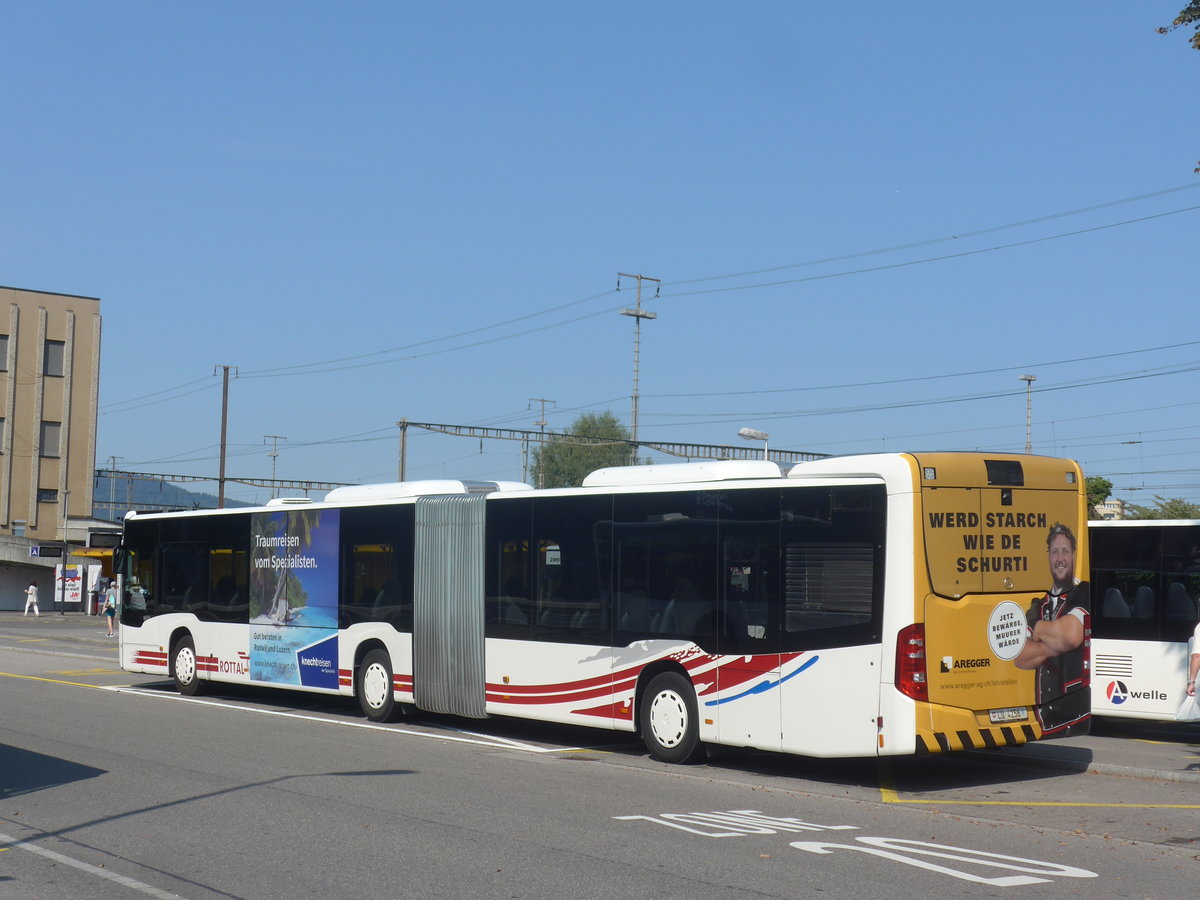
left=779, top=485, right=884, bottom=651
left=161, top=543, right=206, bottom=613
left=1090, top=525, right=1161, bottom=639
left=485, top=497, right=533, bottom=640
left=614, top=491, right=717, bottom=647
left=207, top=515, right=250, bottom=624
left=718, top=488, right=780, bottom=656
left=531, top=495, right=612, bottom=645
left=117, top=524, right=153, bottom=627
left=339, top=506, right=414, bottom=632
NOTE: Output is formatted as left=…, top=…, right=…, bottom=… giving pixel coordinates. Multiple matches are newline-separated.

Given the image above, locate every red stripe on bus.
left=485, top=653, right=804, bottom=707
left=570, top=701, right=635, bottom=721
left=483, top=647, right=721, bottom=697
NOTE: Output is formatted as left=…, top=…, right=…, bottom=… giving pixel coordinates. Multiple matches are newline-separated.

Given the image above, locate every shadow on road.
left=126, top=679, right=1111, bottom=793
left=0, top=744, right=105, bottom=799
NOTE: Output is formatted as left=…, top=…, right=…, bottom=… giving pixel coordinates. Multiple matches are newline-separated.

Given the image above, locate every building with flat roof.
left=0, top=285, right=101, bottom=543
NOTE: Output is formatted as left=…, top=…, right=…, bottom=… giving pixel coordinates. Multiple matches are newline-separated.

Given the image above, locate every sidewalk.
left=2, top=611, right=1197, bottom=783
left=971, top=723, right=1200, bottom=784
left=0, top=608, right=118, bottom=647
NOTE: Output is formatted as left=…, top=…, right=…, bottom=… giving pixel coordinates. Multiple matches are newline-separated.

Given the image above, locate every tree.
left=531, top=411, right=632, bottom=488
left=1127, top=495, right=1200, bottom=520
left=1086, top=475, right=1113, bottom=520
left=1158, top=1, right=1200, bottom=51
left=1159, top=2, right=1200, bottom=171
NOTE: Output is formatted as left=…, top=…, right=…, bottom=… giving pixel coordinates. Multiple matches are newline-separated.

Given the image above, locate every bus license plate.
left=989, top=707, right=1027, bottom=724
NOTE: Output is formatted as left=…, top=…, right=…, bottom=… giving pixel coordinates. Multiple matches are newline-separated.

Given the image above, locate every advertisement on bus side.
left=249, top=508, right=340, bottom=690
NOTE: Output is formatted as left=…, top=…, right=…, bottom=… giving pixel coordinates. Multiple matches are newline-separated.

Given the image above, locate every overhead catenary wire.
left=236, top=202, right=1200, bottom=377
left=656, top=204, right=1200, bottom=301
left=662, top=182, right=1200, bottom=288
left=639, top=363, right=1200, bottom=428
left=99, top=183, right=1200, bottom=409
left=95, top=184, right=1200, bottom=500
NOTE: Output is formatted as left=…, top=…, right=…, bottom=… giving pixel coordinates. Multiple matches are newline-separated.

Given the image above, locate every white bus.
left=116, top=452, right=1089, bottom=761
left=1090, top=519, right=1199, bottom=720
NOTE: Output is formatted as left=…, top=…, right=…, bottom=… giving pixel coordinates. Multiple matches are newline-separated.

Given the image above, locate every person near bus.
left=1188, top=620, right=1200, bottom=698
left=1015, top=522, right=1091, bottom=735
left=23, top=580, right=39, bottom=617
left=104, top=581, right=119, bottom=636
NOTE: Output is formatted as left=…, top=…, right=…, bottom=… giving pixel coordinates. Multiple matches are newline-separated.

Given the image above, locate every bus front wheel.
left=640, top=671, right=705, bottom=764
left=171, top=635, right=203, bottom=696
left=357, top=649, right=399, bottom=722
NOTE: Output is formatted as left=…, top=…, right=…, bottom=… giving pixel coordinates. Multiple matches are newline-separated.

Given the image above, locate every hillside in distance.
left=92, top=473, right=251, bottom=523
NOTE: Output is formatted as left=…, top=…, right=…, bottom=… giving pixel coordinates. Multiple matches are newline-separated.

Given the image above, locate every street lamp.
left=738, top=427, right=769, bottom=460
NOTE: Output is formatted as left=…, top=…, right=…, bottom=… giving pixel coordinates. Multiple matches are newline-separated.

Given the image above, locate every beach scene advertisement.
left=249, top=508, right=340, bottom=689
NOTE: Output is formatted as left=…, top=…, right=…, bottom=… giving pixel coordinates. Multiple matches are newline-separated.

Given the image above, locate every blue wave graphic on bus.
left=704, top=655, right=819, bottom=707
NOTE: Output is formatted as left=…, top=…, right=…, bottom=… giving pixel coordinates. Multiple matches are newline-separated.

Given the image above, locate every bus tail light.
left=896, top=623, right=928, bottom=702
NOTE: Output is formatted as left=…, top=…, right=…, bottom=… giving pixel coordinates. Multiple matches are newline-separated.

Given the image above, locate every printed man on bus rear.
left=1015, top=522, right=1090, bottom=735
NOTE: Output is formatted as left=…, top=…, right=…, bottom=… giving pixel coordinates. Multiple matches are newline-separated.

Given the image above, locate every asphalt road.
left=1, top=613, right=1197, bottom=899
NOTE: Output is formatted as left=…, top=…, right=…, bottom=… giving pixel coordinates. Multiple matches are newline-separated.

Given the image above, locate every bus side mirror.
left=112, top=546, right=132, bottom=578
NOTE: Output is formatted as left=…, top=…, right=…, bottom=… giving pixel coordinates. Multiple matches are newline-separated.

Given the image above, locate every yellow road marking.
left=876, top=760, right=1200, bottom=809
left=877, top=764, right=902, bottom=804
left=0, top=671, right=102, bottom=689
left=887, top=798, right=1200, bottom=808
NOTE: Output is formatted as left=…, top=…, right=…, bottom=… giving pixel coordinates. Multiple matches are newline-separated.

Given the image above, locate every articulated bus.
left=1090, top=519, right=1199, bottom=720
left=115, top=452, right=1089, bottom=761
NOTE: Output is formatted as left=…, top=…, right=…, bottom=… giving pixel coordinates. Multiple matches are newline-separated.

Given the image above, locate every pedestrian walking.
left=23, top=580, right=39, bottom=617
left=104, top=581, right=118, bottom=636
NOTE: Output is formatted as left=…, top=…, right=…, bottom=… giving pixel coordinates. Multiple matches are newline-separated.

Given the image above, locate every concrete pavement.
left=1, top=607, right=117, bottom=648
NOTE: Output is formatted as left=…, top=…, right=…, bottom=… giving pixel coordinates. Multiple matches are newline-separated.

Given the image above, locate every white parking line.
left=0, top=830, right=183, bottom=899
left=106, top=685, right=587, bottom=754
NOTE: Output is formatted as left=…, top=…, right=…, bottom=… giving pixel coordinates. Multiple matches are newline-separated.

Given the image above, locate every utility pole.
left=264, top=435, right=287, bottom=497
left=107, top=455, right=122, bottom=520
left=618, top=273, right=659, bottom=464
left=214, top=365, right=237, bottom=507
left=397, top=418, right=409, bottom=481
left=529, top=398, right=555, bottom=488
left=1019, top=374, right=1036, bottom=454
left=59, top=489, right=70, bottom=616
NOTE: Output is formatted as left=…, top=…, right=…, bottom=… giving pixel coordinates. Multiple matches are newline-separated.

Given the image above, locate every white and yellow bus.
left=116, top=452, right=1089, bottom=761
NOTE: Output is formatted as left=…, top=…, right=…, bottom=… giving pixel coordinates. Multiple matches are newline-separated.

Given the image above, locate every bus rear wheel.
left=171, top=635, right=203, bottom=696
left=640, top=671, right=705, bottom=764
left=357, top=649, right=399, bottom=722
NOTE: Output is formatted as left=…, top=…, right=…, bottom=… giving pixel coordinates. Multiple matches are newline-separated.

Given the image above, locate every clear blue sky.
left=3, top=2, right=1197, bottom=507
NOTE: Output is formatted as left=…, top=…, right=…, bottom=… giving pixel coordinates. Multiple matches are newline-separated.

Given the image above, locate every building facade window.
left=40, top=421, right=61, bottom=458
left=43, top=340, right=65, bottom=377
left=0, top=335, right=8, bottom=372
left=37, top=488, right=58, bottom=503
